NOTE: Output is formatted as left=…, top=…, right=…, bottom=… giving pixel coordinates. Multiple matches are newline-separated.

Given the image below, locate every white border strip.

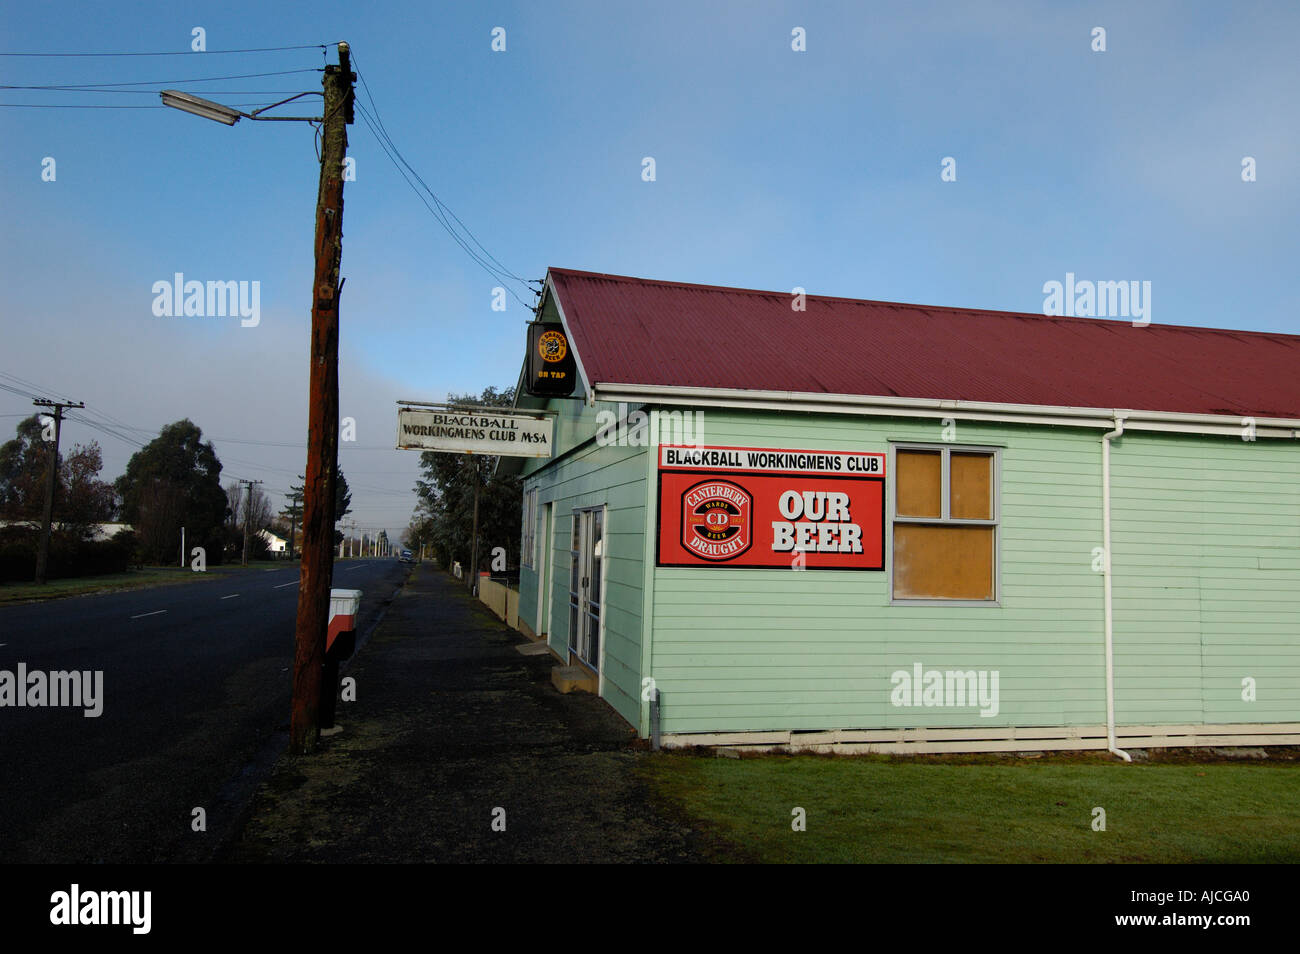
left=593, top=383, right=1300, bottom=439
left=660, top=723, right=1300, bottom=754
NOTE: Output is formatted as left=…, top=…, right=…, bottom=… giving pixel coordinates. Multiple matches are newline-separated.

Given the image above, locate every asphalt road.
left=0, top=558, right=409, bottom=863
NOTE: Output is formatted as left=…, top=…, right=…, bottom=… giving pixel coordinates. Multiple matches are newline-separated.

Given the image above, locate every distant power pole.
left=239, top=479, right=262, bottom=566
left=287, top=483, right=303, bottom=561
left=32, top=399, right=84, bottom=585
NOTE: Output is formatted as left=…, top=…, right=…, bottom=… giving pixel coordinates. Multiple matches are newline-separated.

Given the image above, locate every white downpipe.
left=1102, top=413, right=1132, bottom=762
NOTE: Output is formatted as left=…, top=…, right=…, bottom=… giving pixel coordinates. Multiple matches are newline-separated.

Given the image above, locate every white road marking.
left=130, top=610, right=167, bottom=620
left=221, top=594, right=240, bottom=600
left=274, top=581, right=299, bottom=589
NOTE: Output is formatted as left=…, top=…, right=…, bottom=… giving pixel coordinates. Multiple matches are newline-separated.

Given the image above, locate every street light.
left=162, top=43, right=355, bottom=756
left=159, top=90, right=243, bottom=125
left=160, top=89, right=323, bottom=124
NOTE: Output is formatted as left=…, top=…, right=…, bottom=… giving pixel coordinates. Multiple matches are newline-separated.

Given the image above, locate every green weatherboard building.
left=503, top=268, right=1300, bottom=755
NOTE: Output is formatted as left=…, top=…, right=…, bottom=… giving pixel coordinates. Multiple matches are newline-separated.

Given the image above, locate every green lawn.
left=641, top=751, right=1300, bottom=863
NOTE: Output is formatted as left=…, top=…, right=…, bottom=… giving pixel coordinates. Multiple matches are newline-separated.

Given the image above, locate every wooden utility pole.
left=239, top=479, right=262, bottom=566
left=468, top=457, right=481, bottom=596
left=290, top=42, right=354, bottom=755
left=33, top=399, right=83, bottom=585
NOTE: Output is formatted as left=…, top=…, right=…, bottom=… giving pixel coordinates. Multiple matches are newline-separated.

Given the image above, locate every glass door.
left=567, top=508, right=604, bottom=670
left=537, top=502, right=552, bottom=635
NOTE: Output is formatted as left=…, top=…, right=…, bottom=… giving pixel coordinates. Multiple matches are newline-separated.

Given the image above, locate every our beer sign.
left=657, top=445, right=885, bottom=569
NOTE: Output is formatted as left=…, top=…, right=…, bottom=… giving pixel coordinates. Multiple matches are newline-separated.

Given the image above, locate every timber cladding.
left=508, top=268, right=1299, bottom=750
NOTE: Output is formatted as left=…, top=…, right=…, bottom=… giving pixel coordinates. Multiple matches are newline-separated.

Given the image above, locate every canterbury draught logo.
left=538, top=329, right=567, bottom=362
left=682, top=480, right=751, bottom=560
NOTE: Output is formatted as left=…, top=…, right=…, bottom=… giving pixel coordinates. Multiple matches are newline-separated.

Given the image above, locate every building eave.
left=591, top=382, right=1300, bottom=439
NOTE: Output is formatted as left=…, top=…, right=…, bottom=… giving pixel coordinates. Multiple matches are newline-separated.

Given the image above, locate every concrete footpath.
left=224, top=566, right=703, bottom=863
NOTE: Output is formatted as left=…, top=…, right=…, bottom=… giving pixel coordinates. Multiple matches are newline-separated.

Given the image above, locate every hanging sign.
left=396, top=406, right=553, bottom=458
left=526, top=322, right=578, bottom=397
left=657, top=444, right=885, bottom=569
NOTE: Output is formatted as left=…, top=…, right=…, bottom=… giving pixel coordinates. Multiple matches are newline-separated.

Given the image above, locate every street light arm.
left=248, top=91, right=324, bottom=122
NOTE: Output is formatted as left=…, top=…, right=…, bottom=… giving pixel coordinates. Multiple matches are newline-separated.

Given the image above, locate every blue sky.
left=2, top=0, right=1297, bottom=538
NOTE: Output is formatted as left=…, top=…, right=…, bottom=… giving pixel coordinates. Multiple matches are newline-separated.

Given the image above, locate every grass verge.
left=0, top=560, right=299, bottom=604
left=639, top=750, right=1300, bottom=863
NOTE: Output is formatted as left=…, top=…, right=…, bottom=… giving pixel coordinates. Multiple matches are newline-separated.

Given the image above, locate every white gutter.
left=1101, top=413, right=1132, bottom=762
left=593, top=383, right=1300, bottom=439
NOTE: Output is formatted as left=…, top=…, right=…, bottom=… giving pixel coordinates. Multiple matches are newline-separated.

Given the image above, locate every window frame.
left=888, top=442, right=1002, bottom=607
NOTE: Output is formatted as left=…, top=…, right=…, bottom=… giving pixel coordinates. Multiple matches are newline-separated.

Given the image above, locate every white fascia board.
left=544, top=271, right=596, bottom=408
left=591, top=383, right=1300, bottom=439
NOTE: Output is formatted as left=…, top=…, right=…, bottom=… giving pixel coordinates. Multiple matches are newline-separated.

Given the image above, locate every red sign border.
left=656, top=467, right=886, bottom=571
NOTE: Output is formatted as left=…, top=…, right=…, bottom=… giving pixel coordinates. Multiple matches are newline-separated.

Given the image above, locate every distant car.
left=399, top=549, right=414, bottom=563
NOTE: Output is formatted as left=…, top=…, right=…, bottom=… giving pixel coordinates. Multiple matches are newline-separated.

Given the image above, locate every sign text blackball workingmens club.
left=657, top=445, right=886, bottom=569
left=396, top=406, right=554, bottom=458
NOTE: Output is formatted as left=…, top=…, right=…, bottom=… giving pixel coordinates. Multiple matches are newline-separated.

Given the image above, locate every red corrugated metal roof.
left=548, top=268, right=1300, bottom=418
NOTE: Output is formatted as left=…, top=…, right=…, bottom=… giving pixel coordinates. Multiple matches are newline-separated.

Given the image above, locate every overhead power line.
left=352, top=73, right=526, bottom=285
left=0, top=43, right=337, bottom=57
left=1, top=87, right=317, bottom=95
left=0, top=371, right=397, bottom=506
left=0, top=101, right=281, bottom=110
left=346, top=51, right=533, bottom=306
left=1, top=68, right=320, bottom=90
left=356, top=103, right=531, bottom=308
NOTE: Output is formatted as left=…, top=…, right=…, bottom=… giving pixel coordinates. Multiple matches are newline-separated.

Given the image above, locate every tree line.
left=0, top=415, right=352, bottom=580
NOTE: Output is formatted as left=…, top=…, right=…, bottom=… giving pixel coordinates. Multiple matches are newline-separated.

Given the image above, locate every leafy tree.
left=402, top=514, right=436, bottom=554
left=332, top=469, right=352, bottom=546
left=285, top=470, right=349, bottom=548
left=412, top=387, right=522, bottom=573
left=115, top=419, right=227, bottom=565
left=57, top=442, right=116, bottom=537
left=0, top=416, right=114, bottom=537
left=0, top=415, right=54, bottom=521
left=335, top=468, right=352, bottom=522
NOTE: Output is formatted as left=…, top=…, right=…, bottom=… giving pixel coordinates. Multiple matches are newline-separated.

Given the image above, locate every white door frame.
left=568, top=505, right=607, bottom=682
left=536, top=500, right=552, bottom=636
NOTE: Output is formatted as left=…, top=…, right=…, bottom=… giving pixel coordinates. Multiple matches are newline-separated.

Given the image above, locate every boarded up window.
left=893, top=446, right=996, bottom=601
left=896, top=450, right=941, bottom=517
left=893, top=525, right=994, bottom=599
left=950, top=453, right=991, bottom=519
